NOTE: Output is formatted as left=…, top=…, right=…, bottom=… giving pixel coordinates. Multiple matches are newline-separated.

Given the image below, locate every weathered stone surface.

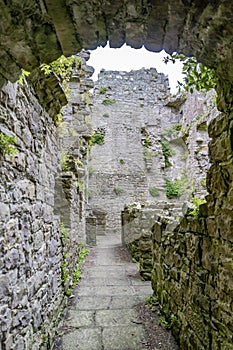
left=0, top=1, right=232, bottom=92
left=0, top=53, right=92, bottom=349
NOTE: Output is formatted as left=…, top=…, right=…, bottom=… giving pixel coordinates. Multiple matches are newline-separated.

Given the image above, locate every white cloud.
left=88, top=43, right=184, bottom=94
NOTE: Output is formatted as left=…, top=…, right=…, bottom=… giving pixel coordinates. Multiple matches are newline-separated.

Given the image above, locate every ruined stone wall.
left=179, top=90, right=218, bottom=197
left=89, top=69, right=217, bottom=235
left=120, top=86, right=231, bottom=348
left=151, top=198, right=233, bottom=349
left=121, top=88, right=233, bottom=348
left=89, top=68, right=188, bottom=233
left=0, top=80, right=65, bottom=349
left=0, top=53, right=92, bottom=349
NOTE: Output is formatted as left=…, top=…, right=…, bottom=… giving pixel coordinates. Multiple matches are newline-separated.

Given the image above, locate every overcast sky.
left=88, top=43, right=184, bottom=94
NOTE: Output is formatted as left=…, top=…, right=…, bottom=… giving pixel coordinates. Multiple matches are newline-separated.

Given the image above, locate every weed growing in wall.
left=17, top=69, right=30, bottom=86
left=114, top=187, right=123, bottom=195
left=91, top=132, right=105, bottom=145
left=99, top=86, right=107, bottom=94
left=200, top=177, right=207, bottom=189
left=88, top=167, right=95, bottom=177
left=189, top=197, right=207, bottom=218
left=165, top=177, right=187, bottom=199
left=149, top=187, right=159, bottom=197
left=102, top=98, right=116, bottom=105
left=60, top=224, right=89, bottom=296
left=77, top=181, right=83, bottom=193
left=61, top=261, right=69, bottom=284
left=145, top=295, right=158, bottom=312
left=72, top=244, right=89, bottom=287
left=161, top=140, right=173, bottom=167
left=159, top=314, right=177, bottom=329
left=143, top=136, right=153, bottom=148
left=60, top=222, right=69, bottom=243
left=60, top=150, right=70, bottom=171
left=102, top=113, right=109, bottom=118
left=40, top=55, right=82, bottom=96
left=0, top=133, right=18, bottom=158
left=165, top=123, right=182, bottom=137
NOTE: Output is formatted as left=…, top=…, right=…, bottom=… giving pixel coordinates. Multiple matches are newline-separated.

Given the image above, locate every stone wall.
left=122, top=202, right=174, bottom=280
left=89, top=68, right=188, bottom=233
left=151, top=202, right=233, bottom=349
left=0, top=53, right=92, bottom=349
left=89, top=69, right=217, bottom=235
left=0, top=79, right=65, bottom=349
left=119, top=80, right=233, bottom=348
left=0, top=1, right=232, bottom=90
left=121, top=87, right=233, bottom=348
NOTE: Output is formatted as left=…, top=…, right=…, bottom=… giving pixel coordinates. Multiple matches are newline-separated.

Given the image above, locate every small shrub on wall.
left=0, top=132, right=18, bottom=158
left=91, top=132, right=105, bottom=145
left=102, top=98, right=116, bottom=105
left=114, top=187, right=122, bottom=195
left=149, top=187, right=159, bottom=197
left=165, top=177, right=187, bottom=199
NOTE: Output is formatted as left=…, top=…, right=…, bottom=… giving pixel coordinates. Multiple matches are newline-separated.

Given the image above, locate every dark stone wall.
left=151, top=207, right=233, bottom=349
left=0, top=1, right=232, bottom=88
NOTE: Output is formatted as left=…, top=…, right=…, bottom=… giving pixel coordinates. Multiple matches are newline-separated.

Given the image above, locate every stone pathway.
left=54, top=234, right=154, bottom=350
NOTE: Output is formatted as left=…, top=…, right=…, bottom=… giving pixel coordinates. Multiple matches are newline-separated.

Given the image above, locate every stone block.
left=0, top=202, right=10, bottom=221
left=0, top=305, right=11, bottom=332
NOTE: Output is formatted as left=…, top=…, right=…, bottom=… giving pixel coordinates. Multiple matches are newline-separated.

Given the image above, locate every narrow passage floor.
left=53, top=234, right=174, bottom=350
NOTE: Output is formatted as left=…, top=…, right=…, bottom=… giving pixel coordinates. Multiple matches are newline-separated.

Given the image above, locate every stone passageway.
left=53, top=235, right=176, bottom=350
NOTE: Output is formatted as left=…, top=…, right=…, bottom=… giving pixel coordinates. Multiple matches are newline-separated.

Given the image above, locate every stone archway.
left=0, top=1, right=233, bottom=86
left=1, top=2, right=233, bottom=349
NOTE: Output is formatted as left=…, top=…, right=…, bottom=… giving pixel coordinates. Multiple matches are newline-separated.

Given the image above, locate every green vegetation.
left=65, top=288, right=72, bottom=297
left=75, top=159, right=84, bottom=167
left=165, top=177, right=187, bottom=199
left=61, top=261, right=69, bottom=284
left=84, top=91, right=91, bottom=105
left=114, top=187, right=123, bottom=195
left=77, top=181, right=83, bottom=193
left=99, top=86, right=107, bottom=94
left=189, top=197, right=207, bottom=218
left=161, top=140, right=173, bottom=167
left=60, top=222, right=69, bottom=242
left=91, top=132, right=105, bottom=145
left=149, top=186, right=159, bottom=197
left=17, top=69, right=30, bottom=86
left=164, top=54, right=217, bottom=93
left=88, top=167, right=95, bottom=177
left=54, top=112, right=63, bottom=126
left=72, top=244, right=89, bottom=287
left=60, top=224, right=89, bottom=295
left=102, top=113, right=109, bottom=118
left=143, top=136, right=152, bottom=148
left=200, top=177, right=207, bottom=189
left=0, top=133, right=18, bottom=158
left=119, top=159, right=125, bottom=164
left=165, top=123, right=182, bottom=137
left=102, top=98, right=116, bottom=105
left=60, top=150, right=70, bottom=171
left=145, top=295, right=158, bottom=312
left=40, top=55, right=82, bottom=95
left=159, top=314, right=177, bottom=329
left=86, top=189, right=93, bottom=200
